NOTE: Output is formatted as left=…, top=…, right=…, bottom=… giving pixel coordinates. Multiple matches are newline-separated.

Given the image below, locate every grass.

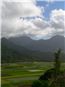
left=1, top=62, right=65, bottom=87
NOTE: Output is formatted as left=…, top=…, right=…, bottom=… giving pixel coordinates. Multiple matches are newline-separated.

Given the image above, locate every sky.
left=1, top=0, right=65, bottom=39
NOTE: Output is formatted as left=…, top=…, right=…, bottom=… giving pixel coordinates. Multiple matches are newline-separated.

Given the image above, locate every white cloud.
left=2, top=1, right=42, bottom=19
left=50, top=9, right=65, bottom=36
left=1, top=0, right=65, bottom=39
left=45, top=0, right=54, bottom=2
left=32, top=18, right=49, bottom=29
left=3, top=0, right=36, bottom=3
left=1, top=0, right=43, bottom=37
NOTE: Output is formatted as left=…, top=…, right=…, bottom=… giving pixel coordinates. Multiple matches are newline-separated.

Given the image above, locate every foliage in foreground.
left=32, top=80, right=49, bottom=87
left=32, top=74, right=65, bottom=87
left=32, top=49, right=65, bottom=87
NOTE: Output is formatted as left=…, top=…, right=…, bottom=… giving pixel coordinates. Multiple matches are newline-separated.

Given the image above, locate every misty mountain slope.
left=9, top=36, right=35, bottom=47
left=1, top=38, right=29, bottom=54
left=1, top=38, right=35, bottom=63
left=9, top=35, right=65, bottom=52
left=1, top=36, right=65, bottom=63
left=1, top=38, right=55, bottom=62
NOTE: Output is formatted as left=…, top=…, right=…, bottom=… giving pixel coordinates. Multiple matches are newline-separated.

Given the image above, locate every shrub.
left=32, top=80, right=49, bottom=87
left=50, top=74, right=65, bottom=87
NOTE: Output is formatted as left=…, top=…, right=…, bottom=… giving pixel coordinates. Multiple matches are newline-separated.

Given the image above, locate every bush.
left=50, top=74, right=65, bottom=87
left=32, top=80, right=49, bottom=87
left=39, top=68, right=55, bottom=80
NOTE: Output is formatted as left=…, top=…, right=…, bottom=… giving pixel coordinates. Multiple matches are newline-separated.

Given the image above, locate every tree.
left=54, top=49, right=61, bottom=78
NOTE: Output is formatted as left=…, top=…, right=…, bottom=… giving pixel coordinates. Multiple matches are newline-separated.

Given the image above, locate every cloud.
left=2, top=1, right=42, bottom=19
left=1, top=0, right=65, bottom=39
left=45, top=0, right=54, bottom=2
left=50, top=9, right=65, bottom=36
left=1, top=0, right=43, bottom=37
left=32, top=18, right=48, bottom=29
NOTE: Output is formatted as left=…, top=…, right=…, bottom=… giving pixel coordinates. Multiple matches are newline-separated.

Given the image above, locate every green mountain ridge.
left=9, top=35, right=65, bottom=52
left=1, top=37, right=65, bottom=63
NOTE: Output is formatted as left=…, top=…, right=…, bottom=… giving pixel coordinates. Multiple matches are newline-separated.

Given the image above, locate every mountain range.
left=9, top=35, right=65, bottom=52
left=1, top=35, right=65, bottom=63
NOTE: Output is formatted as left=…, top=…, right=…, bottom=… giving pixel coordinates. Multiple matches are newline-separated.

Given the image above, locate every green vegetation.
left=54, top=49, right=61, bottom=78
left=1, top=38, right=65, bottom=63
left=32, top=80, right=49, bottom=87
left=1, top=45, right=65, bottom=87
left=1, top=62, right=65, bottom=87
left=32, top=49, right=65, bottom=87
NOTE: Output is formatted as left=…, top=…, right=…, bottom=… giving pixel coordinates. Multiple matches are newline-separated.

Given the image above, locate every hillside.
left=1, top=36, right=65, bottom=63
left=9, top=35, right=65, bottom=52
left=1, top=38, right=34, bottom=63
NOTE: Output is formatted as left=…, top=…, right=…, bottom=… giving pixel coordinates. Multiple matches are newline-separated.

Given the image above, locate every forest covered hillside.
left=1, top=36, right=65, bottom=63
